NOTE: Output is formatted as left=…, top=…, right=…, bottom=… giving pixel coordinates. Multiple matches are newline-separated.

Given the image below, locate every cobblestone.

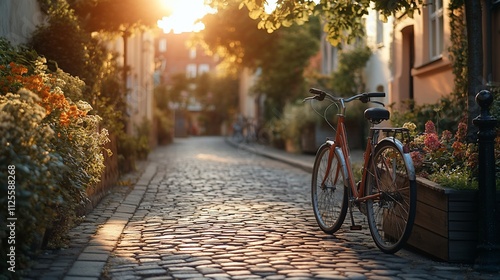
left=24, top=137, right=500, bottom=279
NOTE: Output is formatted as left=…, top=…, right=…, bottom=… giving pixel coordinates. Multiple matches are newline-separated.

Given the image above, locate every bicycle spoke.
left=365, top=141, right=416, bottom=253
left=311, top=144, right=347, bottom=234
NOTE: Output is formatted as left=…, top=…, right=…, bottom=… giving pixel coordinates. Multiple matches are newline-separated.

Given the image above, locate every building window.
left=189, top=48, right=196, bottom=59
left=321, top=40, right=337, bottom=74
left=429, top=0, right=444, bottom=60
left=376, top=11, right=384, bottom=46
left=186, top=64, right=197, bottom=78
left=158, top=38, right=167, bottom=53
left=198, top=64, right=209, bottom=74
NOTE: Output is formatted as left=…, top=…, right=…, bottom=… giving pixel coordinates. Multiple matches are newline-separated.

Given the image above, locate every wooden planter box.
left=407, top=177, right=500, bottom=262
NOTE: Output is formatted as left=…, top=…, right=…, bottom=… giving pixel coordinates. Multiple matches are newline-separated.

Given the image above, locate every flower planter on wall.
left=407, top=177, right=500, bottom=262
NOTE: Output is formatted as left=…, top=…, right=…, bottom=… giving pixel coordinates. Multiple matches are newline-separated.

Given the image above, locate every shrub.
left=155, top=108, right=174, bottom=144
left=330, top=46, right=372, bottom=96
left=0, top=89, right=64, bottom=271
left=0, top=57, right=109, bottom=273
left=272, top=101, right=319, bottom=149
left=135, top=118, right=151, bottom=160
left=391, top=95, right=465, bottom=134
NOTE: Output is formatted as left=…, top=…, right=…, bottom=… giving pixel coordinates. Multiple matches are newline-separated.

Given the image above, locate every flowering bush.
left=0, top=89, right=64, bottom=269
left=0, top=57, right=109, bottom=271
left=403, top=120, right=500, bottom=189
left=1, top=59, right=110, bottom=189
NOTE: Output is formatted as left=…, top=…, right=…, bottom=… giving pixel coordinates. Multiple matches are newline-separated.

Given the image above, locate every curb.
left=225, top=137, right=314, bottom=173
left=65, top=163, right=158, bottom=279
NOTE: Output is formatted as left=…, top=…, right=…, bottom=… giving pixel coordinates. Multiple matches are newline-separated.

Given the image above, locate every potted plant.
left=271, top=102, right=318, bottom=153
left=402, top=120, right=500, bottom=262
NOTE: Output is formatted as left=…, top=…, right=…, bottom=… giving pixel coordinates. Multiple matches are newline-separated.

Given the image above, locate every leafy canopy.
left=208, top=0, right=424, bottom=45
left=199, top=0, right=276, bottom=72
left=199, top=0, right=320, bottom=116
left=70, top=0, right=168, bottom=33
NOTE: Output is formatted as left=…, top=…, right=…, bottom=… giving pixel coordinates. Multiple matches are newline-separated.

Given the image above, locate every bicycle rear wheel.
left=311, top=143, right=348, bottom=234
left=365, top=140, right=416, bottom=253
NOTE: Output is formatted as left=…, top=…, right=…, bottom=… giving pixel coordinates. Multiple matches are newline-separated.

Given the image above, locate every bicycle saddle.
left=364, top=107, right=390, bottom=124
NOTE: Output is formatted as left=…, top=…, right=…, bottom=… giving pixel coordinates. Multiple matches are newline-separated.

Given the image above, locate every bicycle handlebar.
left=305, top=88, right=385, bottom=104
left=308, top=88, right=326, bottom=100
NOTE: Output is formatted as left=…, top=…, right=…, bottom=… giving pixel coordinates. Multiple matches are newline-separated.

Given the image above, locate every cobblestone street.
left=101, top=137, right=491, bottom=280
left=27, top=137, right=499, bottom=279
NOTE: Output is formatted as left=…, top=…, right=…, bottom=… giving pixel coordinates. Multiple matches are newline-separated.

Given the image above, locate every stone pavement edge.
left=22, top=160, right=157, bottom=279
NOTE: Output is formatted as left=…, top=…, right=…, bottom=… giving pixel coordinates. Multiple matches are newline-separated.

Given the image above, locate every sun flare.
left=157, top=0, right=214, bottom=33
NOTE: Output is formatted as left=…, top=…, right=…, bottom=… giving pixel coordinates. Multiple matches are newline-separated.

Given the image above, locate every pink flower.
left=441, top=130, right=453, bottom=143
left=455, top=121, right=467, bottom=142
left=410, top=151, right=424, bottom=169
left=424, top=133, right=441, bottom=151
left=452, top=141, right=466, bottom=159
left=425, top=120, right=437, bottom=134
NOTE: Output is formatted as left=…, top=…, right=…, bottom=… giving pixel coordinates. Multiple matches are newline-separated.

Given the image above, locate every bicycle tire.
left=311, top=143, right=348, bottom=234
left=365, top=140, right=416, bottom=253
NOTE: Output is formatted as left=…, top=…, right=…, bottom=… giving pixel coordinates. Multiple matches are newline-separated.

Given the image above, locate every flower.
left=424, top=132, right=441, bottom=151
left=441, top=130, right=453, bottom=143
left=424, top=120, right=437, bottom=134
left=452, top=141, right=466, bottom=159
left=403, top=122, right=417, bottom=132
left=456, top=121, right=467, bottom=141
left=410, top=151, right=424, bottom=169
left=405, top=120, right=484, bottom=188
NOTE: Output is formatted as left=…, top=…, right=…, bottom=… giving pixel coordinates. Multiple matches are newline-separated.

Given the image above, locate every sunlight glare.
left=265, top=0, right=277, bottom=14
left=157, top=0, right=215, bottom=33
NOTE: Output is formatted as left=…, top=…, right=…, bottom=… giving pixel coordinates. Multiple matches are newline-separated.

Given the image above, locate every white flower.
left=76, top=100, right=93, bottom=112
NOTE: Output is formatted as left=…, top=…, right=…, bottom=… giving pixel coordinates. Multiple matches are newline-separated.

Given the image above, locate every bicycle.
left=304, top=88, right=417, bottom=254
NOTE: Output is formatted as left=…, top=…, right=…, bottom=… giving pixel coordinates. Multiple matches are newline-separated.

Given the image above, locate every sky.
left=157, top=0, right=215, bottom=33
left=156, top=0, right=282, bottom=33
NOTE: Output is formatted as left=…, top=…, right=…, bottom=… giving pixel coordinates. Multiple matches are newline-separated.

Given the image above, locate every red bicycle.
left=304, top=88, right=417, bottom=253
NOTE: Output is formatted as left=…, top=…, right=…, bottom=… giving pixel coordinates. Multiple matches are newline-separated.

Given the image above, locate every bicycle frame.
left=320, top=110, right=380, bottom=203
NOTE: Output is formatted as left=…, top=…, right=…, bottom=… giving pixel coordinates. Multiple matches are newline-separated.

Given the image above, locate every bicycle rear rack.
left=371, top=127, right=412, bottom=153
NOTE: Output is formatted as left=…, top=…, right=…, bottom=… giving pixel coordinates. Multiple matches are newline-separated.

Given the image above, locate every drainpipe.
left=484, top=0, right=492, bottom=83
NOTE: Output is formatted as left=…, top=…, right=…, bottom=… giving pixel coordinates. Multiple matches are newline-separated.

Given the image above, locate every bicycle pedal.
left=350, top=225, right=363, bottom=230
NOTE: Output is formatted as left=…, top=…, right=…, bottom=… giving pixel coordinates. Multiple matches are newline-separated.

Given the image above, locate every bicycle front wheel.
left=311, top=143, right=348, bottom=234
left=365, top=140, right=416, bottom=253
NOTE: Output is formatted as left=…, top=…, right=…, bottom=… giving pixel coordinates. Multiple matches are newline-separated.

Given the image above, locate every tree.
left=31, top=0, right=88, bottom=77
left=199, top=1, right=276, bottom=72
left=230, top=0, right=423, bottom=45
left=330, top=46, right=372, bottom=96
left=199, top=0, right=320, bottom=118
left=193, top=73, right=239, bottom=135
left=223, top=0, right=484, bottom=139
left=252, top=20, right=320, bottom=115
left=71, top=0, right=168, bottom=93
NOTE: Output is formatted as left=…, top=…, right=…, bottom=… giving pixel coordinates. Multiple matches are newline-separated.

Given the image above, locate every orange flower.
left=9, top=62, right=28, bottom=75
left=59, top=111, right=70, bottom=126
left=452, top=141, right=466, bottom=159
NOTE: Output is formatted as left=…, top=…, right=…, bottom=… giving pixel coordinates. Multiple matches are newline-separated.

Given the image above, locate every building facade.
left=155, top=32, right=218, bottom=85
left=154, top=31, right=220, bottom=136
left=390, top=0, right=454, bottom=110
left=105, top=31, right=157, bottom=143
left=0, top=0, right=44, bottom=46
left=364, top=8, right=394, bottom=106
